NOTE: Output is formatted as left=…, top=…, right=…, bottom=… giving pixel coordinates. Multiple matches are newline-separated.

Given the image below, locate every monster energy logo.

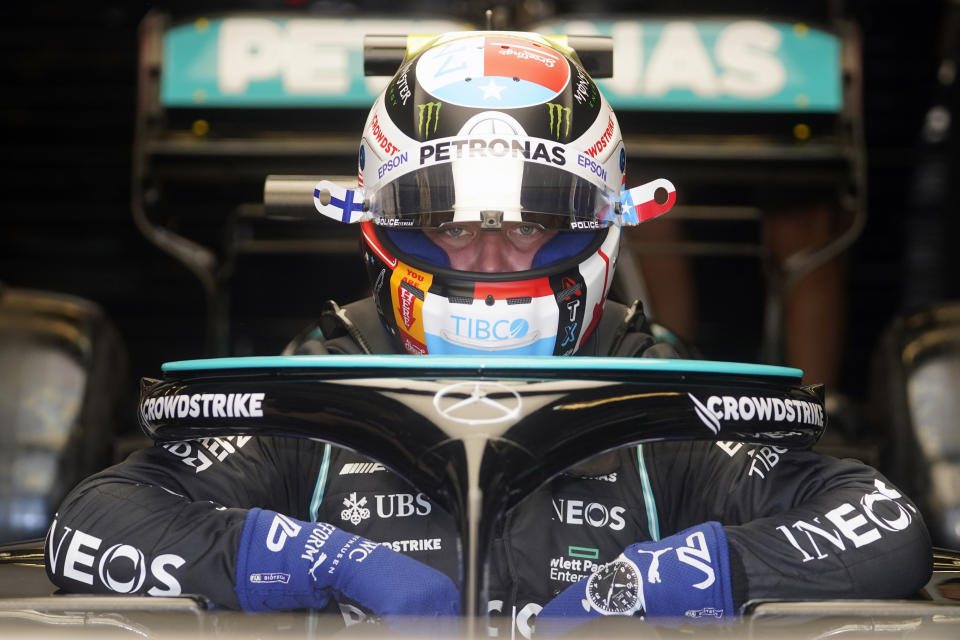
left=547, top=103, right=571, bottom=139
left=418, top=102, right=441, bottom=138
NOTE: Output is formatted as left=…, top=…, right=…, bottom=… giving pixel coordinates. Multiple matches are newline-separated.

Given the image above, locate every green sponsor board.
left=161, top=16, right=463, bottom=107
left=538, top=19, right=842, bottom=112
left=163, top=17, right=840, bottom=112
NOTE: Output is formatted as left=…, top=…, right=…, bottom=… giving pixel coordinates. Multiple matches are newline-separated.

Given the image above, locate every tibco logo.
left=450, top=316, right=529, bottom=340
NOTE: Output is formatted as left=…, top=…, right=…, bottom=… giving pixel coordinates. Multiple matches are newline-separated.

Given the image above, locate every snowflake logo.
left=340, top=492, right=371, bottom=525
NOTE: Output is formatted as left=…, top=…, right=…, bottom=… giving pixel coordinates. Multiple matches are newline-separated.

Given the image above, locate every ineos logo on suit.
left=552, top=498, right=626, bottom=531
left=45, top=519, right=185, bottom=596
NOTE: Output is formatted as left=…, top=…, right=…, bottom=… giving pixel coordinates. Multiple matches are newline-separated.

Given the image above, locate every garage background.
left=1, top=0, right=956, bottom=398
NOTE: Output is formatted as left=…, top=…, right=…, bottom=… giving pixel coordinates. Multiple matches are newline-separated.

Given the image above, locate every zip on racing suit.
left=44, top=298, right=932, bottom=636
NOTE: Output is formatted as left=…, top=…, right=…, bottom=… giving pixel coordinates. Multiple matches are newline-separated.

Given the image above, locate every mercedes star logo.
left=433, top=381, right=523, bottom=425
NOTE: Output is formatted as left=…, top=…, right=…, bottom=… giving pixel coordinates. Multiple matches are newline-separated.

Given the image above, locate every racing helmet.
left=314, top=31, right=675, bottom=355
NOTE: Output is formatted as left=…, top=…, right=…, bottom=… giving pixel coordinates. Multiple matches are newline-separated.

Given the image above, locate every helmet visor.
left=368, top=161, right=616, bottom=230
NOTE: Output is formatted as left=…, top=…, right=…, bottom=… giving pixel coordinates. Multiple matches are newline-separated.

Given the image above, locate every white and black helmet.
left=314, top=31, right=675, bottom=355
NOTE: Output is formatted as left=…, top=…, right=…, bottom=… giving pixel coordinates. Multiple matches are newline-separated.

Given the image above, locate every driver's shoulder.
left=286, top=298, right=395, bottom=355
left=322, top=447, right=420, bottom=495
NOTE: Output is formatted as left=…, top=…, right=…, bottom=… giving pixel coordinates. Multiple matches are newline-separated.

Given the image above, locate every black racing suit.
left=44, top=299, right=932, bottom=637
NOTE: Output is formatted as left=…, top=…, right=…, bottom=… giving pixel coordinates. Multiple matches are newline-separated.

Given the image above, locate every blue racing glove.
left=234, top=508, right=460, bottom=633
left=536, top=522, right=734, bottom=636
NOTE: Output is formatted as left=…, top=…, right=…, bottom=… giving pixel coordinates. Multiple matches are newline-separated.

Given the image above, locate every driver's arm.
left=537, top=442, right=931, bottom=632
left=44, top=437, right=459, bottom=629
left=44, top=436, right=312, bottom=608
left=653, top=441, right=932, bottom=603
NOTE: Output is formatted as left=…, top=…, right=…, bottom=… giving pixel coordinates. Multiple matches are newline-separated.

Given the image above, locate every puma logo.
left=633, top=547, right=673, bottom=584
left=308, top=552, right=327, bottom=580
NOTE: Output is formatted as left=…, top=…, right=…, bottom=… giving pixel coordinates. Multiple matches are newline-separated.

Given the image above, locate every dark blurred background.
left=1, top=0, right=956, bottom=393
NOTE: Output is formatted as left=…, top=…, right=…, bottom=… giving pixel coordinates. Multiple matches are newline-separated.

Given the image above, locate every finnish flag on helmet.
left=314, top=181, right=368, bottom=224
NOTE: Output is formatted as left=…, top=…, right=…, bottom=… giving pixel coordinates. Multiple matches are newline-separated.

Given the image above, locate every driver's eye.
left=443, top=226, right=468, bottom=237
left=514, top=224, right=538, bottom=236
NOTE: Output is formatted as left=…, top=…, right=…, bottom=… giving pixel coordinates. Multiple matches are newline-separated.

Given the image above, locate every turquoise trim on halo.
left=309, top=444, right=331, bottom=522
left=161, top=355, right=801, bottom=379
left=637, top=445, right=660, bottom=542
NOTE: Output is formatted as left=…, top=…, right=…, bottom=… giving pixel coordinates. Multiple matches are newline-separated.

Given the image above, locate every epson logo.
left=142, top=393, right=265, bottom=421
left=552, top=499, right=626, bottom=531
left=689, top=393, right=824, bottom=434
left=577, top=154, right=608, bottom=182
left=377, top=150, right=408, bottom=180
left=46, top=520, right=184, bottom=596
left=451, top=316, right=529, bottom=341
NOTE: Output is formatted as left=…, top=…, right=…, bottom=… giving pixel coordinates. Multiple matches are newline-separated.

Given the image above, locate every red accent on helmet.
left=483, top=36, right=568, bottom=92
left=401, top=334, right=427, bottom=355
left=579, top=248, right=611, bottom=349
left=636, top=190, right=677, bottom=222
left=474, top=278, right=554, bottom=300
left=361, top=221, right=398, bottom=268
